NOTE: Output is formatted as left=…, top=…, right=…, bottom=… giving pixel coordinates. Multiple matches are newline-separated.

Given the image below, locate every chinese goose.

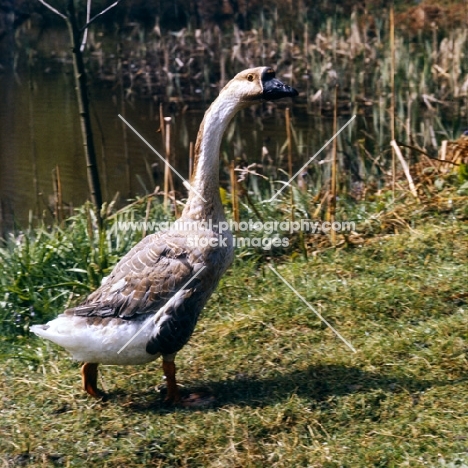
left=31, top=67, right=297, bottom=405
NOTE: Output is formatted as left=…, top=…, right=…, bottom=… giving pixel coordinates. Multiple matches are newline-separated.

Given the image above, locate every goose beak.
left=261, top=68, right=298, bottom=100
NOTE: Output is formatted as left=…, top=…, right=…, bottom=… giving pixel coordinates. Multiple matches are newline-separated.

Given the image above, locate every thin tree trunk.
left=66, top=0, right=102, bottom=223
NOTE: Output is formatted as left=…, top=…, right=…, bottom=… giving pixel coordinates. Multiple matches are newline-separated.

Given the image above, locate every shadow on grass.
left=119, top=363, right=452, bottom=413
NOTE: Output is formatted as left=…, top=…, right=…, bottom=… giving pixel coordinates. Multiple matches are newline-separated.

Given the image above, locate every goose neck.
left=182, top=94, right=241, bottom=222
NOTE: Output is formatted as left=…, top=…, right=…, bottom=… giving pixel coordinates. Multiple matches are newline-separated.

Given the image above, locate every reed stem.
left=285, top=107, right=294, bottom=222
left=329, top=85, right=338, bottom=246
left=189, top=141, right=194, bottom=179
left=52, top=165, right=63, bottom=223
left=163, top=117, right=172, bottom=211
left=390, top=140, right=419, bottom=201
left=390, top=4, right=396, bottom=198
left=229, top=160, right=239, bottom=228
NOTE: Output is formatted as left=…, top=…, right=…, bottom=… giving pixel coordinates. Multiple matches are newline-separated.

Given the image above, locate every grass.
left=3, top=2, right=468, bottom=465
left=1, top=179, right=467, bottom=467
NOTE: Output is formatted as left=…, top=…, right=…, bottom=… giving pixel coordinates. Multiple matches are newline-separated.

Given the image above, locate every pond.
left=0, top=29, right=339, bottom=233
left=2, top=19, right=462, bottom=235
left=0, top=67, right=329, bottom=230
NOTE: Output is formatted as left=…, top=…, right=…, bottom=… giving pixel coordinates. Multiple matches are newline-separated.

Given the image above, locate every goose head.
left=184, top=66, right=297, bottom=219
left=221, top=66, right=298, bottom=105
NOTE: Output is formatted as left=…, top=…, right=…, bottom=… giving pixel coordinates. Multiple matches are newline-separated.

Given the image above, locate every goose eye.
left=247, top=74, right=254, bottom=82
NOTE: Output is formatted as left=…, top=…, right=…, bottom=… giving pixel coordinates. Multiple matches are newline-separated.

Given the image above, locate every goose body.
left=34, top=225, right=231, bottom=366
left=31, top=67, right=297, bottom=403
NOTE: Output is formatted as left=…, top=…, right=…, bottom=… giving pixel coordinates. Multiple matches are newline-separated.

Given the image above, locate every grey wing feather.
left=68, top=231, right=204, bottom=320
left=66, top=228, right=231, bottom=356
left=145, top=288, right=202, bottom=355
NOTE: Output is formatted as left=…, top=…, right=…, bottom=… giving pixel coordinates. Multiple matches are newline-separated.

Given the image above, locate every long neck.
left=181, top=93, right=242, bottom=222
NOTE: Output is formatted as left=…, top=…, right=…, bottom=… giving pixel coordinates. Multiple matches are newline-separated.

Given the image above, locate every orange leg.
left=81, top=362, right=106, bottom=399
left=162, top=359, right=181, bottom=404
left=161, top=358, right=215, bottom=408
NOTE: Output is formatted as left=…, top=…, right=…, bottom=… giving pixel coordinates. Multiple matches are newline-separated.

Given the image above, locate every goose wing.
left=68, top=230, right=206, bottom=320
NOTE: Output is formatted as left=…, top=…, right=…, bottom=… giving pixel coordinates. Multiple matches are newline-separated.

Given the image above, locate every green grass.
left=1, top=185, right=468, bottom=467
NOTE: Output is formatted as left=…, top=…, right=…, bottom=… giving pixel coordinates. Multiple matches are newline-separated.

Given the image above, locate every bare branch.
left=80, top=0, right=92, bottom=52
left=396, top=142, right=460, bottom=166
left=37, top=0, right=67, bottom=20
left=81, top=0, right=122, bottom=31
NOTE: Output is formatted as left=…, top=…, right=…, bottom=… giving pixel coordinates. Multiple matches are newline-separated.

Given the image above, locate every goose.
left=31, top=67, right=298, bottom=405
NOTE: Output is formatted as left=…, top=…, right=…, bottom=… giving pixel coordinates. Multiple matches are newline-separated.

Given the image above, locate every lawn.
left=1, top=186, right=467, bottom=467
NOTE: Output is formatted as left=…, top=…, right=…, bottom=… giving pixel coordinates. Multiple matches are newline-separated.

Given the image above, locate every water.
left=0, top=61, right=317, bottom=233
left=0, top=69, right=147, bottom=227
left=0, top=26, right=374, bottom=235
left=0, top=27, right=328, bottom=232
left=2, top=16, right=465, bottom=235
